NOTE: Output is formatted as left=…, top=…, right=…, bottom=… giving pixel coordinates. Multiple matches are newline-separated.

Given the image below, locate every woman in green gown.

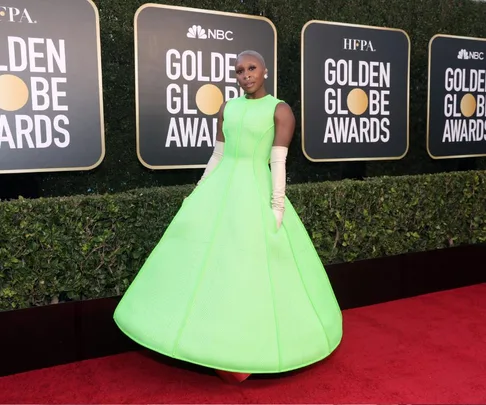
left=114, top=50, right=342, bottom=383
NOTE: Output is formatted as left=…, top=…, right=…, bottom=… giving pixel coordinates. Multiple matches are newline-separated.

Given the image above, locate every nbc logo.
left=186, top=24, right=234, bottom=41
left=457, top=48, right=484, bottom=60
left=457, top=49, right=470, bottom=60
left=187, top=25, right=207, bottom=39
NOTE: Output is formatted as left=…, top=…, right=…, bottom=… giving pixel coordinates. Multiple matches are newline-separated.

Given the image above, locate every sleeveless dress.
left=114, top=94, right=343, bottom=374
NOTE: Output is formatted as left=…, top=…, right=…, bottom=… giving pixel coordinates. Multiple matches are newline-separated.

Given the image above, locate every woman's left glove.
left=270, top=146, right=288, bottom=229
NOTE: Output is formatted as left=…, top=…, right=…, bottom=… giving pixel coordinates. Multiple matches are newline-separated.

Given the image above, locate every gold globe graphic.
left=460, top=93, right=476, bottom=118
left=347, top=88, right=368, bottom=115
left=195, top=84, right=224, bottom=115
left=0, top=74, right=29, bottom=111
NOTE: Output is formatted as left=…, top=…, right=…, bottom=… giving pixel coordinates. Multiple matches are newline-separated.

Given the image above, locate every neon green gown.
left=114, top=94, right=342, bottom=374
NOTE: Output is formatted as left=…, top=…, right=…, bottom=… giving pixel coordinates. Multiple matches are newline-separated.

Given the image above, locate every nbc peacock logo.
left=457, top=49, right=470, bottom=60
left=187, top=25, right=207, bottom=39
left=186, top=24, right=233, bottom=41
left=457, top=48, right=484, bottom=60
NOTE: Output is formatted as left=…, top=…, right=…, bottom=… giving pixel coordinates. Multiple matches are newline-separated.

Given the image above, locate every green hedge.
left=33, top=0, right=486, bottom=198
left=2, top=170, right=486, bottom=311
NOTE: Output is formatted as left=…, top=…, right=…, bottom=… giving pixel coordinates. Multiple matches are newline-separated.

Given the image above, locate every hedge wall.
left=2, top=169, right=486, bottom=311
left=23, top=0, right=486, bottom=198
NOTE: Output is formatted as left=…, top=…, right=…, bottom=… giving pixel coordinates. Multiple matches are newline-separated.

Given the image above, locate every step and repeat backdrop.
left=0, top=1, right=484, bottom=173
left=134, top=4, right=276, bottom=169
left=427, top=34, right=486, bottom=159
left=0, top=0, right=104, bottom=174
left=301, top=21, right=410, bottom=162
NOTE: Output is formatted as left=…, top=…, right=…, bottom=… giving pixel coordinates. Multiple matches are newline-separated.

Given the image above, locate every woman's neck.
left=245, top=87, right=267, bottom=100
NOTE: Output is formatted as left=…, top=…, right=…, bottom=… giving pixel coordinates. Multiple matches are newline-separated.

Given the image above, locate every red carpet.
left=1, top=284, right=485, bottom=404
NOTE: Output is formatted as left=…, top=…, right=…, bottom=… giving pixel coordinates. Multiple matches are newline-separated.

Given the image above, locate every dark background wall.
left=1, top=0, right=485, bottom=200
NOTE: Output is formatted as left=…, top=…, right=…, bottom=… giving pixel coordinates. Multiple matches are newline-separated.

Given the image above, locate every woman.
left=114, top=50, right=342, bottom=383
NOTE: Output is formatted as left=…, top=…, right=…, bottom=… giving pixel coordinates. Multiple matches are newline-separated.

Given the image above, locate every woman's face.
left=235, top=54, right=267, bottom=96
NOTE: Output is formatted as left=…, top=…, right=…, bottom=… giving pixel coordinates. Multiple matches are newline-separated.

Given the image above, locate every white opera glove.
left=197, top=141, right=224, bottom=185
left=270, top=146, right=288, bottom=229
